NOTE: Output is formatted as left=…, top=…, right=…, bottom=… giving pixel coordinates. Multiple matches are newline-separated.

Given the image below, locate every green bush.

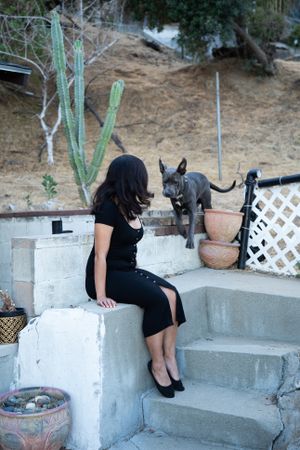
left=286, top=23, right=300, bottom=47
left=248, top=7, right=285, bottom=44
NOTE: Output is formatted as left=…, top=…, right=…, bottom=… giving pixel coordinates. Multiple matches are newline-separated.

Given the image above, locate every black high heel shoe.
left=147, top=361, right=175, bottom=398
left=167, top=369, right=185, bottom=391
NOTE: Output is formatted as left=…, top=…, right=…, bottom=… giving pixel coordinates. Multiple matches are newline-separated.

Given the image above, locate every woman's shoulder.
left=93, top=197, right=117, bottom=212
left=94, top=197, right=120, bottom=225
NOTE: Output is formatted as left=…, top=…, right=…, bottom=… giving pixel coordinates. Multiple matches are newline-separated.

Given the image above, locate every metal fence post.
left=238, top=168, right=261, bottom=269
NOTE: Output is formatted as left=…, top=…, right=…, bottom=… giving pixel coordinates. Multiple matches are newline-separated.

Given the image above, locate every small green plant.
left=24, top=193, right=33, bottom=209
left=42, top=174, right=58, bottom=200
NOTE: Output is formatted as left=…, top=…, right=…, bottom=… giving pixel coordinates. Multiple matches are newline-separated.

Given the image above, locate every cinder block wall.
left=0, top=210, right=204, bottom=296
left=0, top=211, right=94, bottom=294
left=7, top=211, right=204, bottom=317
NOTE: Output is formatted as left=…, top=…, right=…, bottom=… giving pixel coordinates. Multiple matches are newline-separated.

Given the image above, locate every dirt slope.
left=0, top=31, right=299, bottom=213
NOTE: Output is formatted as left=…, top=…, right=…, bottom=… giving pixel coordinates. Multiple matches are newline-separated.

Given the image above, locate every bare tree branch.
left=236, top=162, right=245, bottom=188
left=0, top=10, right=120, bottom=164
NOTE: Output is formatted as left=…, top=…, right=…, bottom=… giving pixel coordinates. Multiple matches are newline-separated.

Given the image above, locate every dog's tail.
left=210, top=180, right=236, bottom=193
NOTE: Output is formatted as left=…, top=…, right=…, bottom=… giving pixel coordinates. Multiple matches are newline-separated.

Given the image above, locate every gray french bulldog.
left=159, top=158, right=236, bottom=249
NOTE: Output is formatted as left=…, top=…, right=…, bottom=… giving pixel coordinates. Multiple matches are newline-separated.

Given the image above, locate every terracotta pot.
left=199, top=239, right=240, bottom=269
left=0, top=387, right=71, bottom=450
left=204, top=209, right=244, bottom=243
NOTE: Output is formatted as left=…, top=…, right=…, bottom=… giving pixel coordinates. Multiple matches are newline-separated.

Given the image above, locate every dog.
left=159, top=158, right=236, bottom=249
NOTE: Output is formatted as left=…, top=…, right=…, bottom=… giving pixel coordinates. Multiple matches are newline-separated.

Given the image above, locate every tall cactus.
left=51, top=12, right=124, bottom=205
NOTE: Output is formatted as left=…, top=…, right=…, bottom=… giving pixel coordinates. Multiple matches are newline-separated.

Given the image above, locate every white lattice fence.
left=246, top=182, right=300, bottom=276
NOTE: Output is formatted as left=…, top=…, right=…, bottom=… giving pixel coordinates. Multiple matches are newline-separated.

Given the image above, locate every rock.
left=25, top=402, right=36, bottom=410
left=40, top=199, right=64, bottom=211
left=35, top=395, right=51, bottom=405
left=3, top=406, right=15, bottom=412
left=273, top=391, right=300, bottom=450
left=6, top=203, right=16, bottom=211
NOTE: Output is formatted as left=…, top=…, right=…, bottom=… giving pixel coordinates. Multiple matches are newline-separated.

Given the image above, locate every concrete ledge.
left=11, top=231, right=204, bottom=317
left=16, top=304, right=151, bottom=450
left=0, top=209, right=204, bottom=295
left=0, top=343, right=18, bottom=394
left=12, top=234, right=93, bottom=316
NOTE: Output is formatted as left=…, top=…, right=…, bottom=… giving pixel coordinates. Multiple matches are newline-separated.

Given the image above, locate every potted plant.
left=0, top=290, right=27, bottom=344
left=0, top=386, right=71, bottom=450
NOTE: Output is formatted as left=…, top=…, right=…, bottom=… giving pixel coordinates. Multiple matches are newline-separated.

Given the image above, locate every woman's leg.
left=145, top=330, right=171, bottom=386
left=160, top=286, right=180, bottom=381
left=104, top=269, right=183, bottom=383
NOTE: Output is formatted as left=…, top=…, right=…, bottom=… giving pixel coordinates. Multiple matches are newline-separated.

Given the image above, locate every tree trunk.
left=233, top=22, right=276, bottom=75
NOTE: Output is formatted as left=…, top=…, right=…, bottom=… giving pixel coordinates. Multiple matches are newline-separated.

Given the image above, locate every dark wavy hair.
left=92, top=155, right=154, bottom=220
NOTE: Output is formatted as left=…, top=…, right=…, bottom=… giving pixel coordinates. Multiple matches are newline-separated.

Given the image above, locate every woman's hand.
left=96, top=296, right=117, bottom=308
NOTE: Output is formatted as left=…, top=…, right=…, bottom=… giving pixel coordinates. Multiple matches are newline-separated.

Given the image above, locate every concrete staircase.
left=12, top=267, right=300, bottom=450
left=140, top=270, right=300, bottom=450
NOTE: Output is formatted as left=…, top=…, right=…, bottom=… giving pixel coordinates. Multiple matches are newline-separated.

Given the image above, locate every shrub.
left=248, top=7, right=285, bottom=44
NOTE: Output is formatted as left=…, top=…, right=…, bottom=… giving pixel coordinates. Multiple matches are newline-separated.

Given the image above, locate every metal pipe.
left=238, top=168, right=262, bottom=269
left=258, top=173, right=300, bottom=188
left=216, top=72, right=222, bottom=181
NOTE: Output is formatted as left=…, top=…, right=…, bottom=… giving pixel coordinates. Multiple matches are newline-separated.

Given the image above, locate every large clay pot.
left=0, top=387, right=71, bottom=450
left=204, top=209, right=244, bottom=243
left=199, top=239, right=240, bottom=269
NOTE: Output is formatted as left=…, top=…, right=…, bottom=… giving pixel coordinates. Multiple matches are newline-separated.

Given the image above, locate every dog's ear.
left=159, top=158, right=166, bottom=174
left=177, top=158, right=187, bottom=175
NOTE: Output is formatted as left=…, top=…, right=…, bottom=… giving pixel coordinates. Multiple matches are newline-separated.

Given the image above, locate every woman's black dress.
left=85, top=198, right=186, bottom=338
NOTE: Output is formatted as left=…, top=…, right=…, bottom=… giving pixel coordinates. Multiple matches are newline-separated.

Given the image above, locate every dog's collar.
left=174, top=176, right=188, bottom=201
left=175, top=193, right=184, bottom=200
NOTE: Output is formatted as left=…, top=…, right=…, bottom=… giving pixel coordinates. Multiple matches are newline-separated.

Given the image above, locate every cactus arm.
left=51, top=12, right=86, bottom=184
left=86, top=79, right=124, bottom=185
left=74, top=40, right=86, bottom=171
left=51, top=13, right=76, bottom=152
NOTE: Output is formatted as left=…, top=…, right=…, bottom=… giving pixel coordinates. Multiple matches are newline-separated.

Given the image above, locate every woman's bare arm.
left=94, top=223, right=117, bottom=308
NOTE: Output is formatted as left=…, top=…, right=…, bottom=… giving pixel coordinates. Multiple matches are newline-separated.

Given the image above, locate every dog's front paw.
left=185, top=238, right=194, bottom=249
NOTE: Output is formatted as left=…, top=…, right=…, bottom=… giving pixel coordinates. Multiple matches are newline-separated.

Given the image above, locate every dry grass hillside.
left=0, top=30, right=299, bottom=213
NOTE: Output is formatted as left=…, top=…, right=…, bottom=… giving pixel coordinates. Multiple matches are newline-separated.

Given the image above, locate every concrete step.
left=173, top=268, right=300, bottom=345
left=109, top=428, right=248, bottom=450
left=177, top=336, right=300, bottom=393
left=143, top=380, right=282, bottom=450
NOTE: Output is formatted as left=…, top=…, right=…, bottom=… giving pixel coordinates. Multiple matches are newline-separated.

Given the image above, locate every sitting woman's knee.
left=160, top=287, right=176, bottom=306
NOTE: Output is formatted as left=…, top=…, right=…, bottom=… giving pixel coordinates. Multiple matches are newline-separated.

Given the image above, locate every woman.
left=85, top=154, right=186, bottom=398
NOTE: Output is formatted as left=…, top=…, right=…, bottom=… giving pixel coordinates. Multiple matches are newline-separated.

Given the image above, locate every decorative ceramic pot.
left=204, top=209, right=244, bottom=243
left=199, top=239, right=240, bottom=269
left=0, top=308, right=27, bottom=343
left=0, top=387, right=71, bottom=450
